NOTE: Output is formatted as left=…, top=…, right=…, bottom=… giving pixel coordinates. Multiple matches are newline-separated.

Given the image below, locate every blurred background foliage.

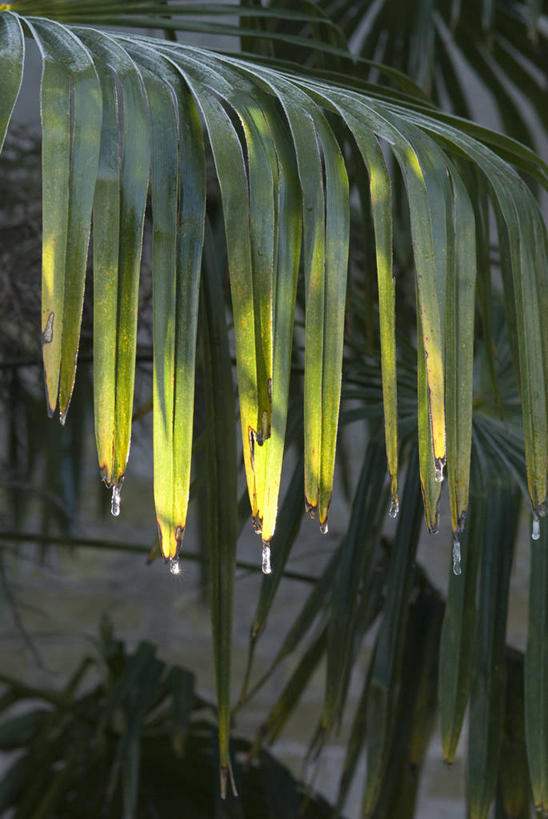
left=0, top=1, right=547, bottom=817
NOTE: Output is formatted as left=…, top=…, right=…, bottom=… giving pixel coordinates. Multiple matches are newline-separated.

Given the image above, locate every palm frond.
left=1, top=3, right=548, bottom=808
left=317, top=0, right=548, bottom=149
left=2, top=10, right=546, bottom=556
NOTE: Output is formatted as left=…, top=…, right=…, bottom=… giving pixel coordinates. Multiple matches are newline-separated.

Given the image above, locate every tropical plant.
left=0, top=1, right=546, bottom=816
left=0, top=616, right=336, bottom=817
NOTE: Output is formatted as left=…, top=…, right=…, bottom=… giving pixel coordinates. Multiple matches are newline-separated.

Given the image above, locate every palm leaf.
left=525, top=516, right=548, bottom=812
left=199, top=220, right=239, bottom=798
left=27, top=16, right=102, bottom=421
left=78, top=28, right=149, bottom=513
left=467, top=485, right=518, bottom=819
left=0, top=10, right=24, bottom=150
left=438, top=496, right=484, bottom=762
left=496, top=649, right=531, bottom=819
left=363, top=448, right=423, bottom=814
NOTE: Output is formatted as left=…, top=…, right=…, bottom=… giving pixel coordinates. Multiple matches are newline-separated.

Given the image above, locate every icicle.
left=320, top=519, right=329, bottom=535
left=110, top=484, right=121, bottom=517
left=434, top=464, right=444, bottom=483
left=169, top=557, right=182, bottom=576
left=532, top=518, right=540, bottom=541
left=452, top=539, right=462, bottom=576
left=261, top=542, right=272, bottom=575
left=388, top=497, right=399, bottom=519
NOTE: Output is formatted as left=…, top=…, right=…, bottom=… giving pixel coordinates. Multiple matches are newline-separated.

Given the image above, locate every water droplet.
left=532, top=518, right=540, bottom=541
left=111, top=484, right=121, bottom=517
left=452, top=539, right=462, bottom=576
left=169, top=558, right=182, bottom=575
left=320, top=519, right=329, bottom=535
left=388, top=498, right=399, bottom=519
left=434, top=465, right=444, bottom=483
left=261, top=542, right=272, bottom=575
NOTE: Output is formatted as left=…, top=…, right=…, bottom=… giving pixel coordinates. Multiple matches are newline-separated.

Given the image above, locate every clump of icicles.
left=452, top=538, right=462, bottom=576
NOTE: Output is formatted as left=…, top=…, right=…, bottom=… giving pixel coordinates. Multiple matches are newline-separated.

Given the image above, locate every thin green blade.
left=467, top=486, right=517, bottom=819
left=525, top=517, right=548, bottom=812
left=200, top=220, right=239, bottom=797
left=438, top=498, right=484, bottom=762
left=445, top=169, right=476, bottom=543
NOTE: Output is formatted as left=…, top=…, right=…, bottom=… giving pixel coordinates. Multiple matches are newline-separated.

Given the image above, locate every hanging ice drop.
left=261, top=542, right=272, bottom=575
left=532, top=518, right=540, bottom=541
left=169, top=558, right=182, bottom=575
left=388, top=498, right=399, bottom=519
left=111, top=484, right=121, bottom=517
left=452, top=539, right=462, bottom=576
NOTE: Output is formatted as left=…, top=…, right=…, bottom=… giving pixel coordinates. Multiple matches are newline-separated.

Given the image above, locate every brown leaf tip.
left=305, top=498, right=317, bottom=519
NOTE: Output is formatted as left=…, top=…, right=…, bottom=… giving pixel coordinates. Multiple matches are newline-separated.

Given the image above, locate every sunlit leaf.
left=28, top=17, right=102, bottom=420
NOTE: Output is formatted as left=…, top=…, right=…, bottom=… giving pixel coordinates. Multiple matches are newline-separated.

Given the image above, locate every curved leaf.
left=0, top=11, right=24, bottom=151
left=75, top=28, right=149, bottom=500
left=26, top=16, right=102, bottom=420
